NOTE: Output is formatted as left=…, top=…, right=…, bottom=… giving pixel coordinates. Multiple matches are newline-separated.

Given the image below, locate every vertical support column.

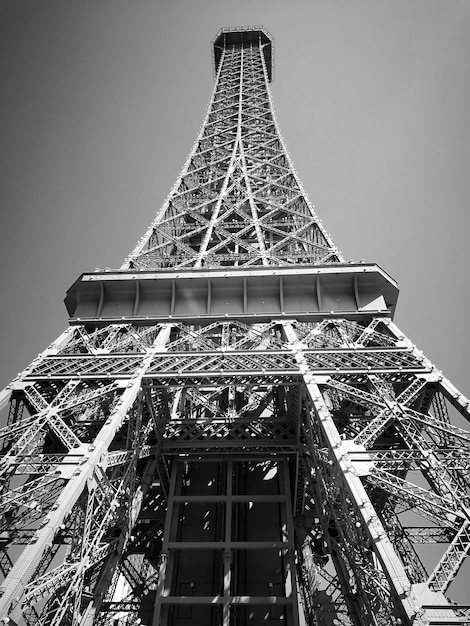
left=283, top=322, right=427, bottom=626
left=222, top=458, right=233, bottom=626
left=281, top=459, right=300, bottom=625
left=0, top=325, right=173, bottom=621
left=152, top=459, right=179, bottom=626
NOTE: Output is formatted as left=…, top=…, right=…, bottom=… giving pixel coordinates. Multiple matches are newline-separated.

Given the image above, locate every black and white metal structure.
left=0, top=26, right=469, bottom=626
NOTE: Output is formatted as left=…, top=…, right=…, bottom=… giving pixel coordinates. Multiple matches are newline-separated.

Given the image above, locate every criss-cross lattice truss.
left=1, top=26, right=469, bottom=626
left=123, top=28, right=340, bottom=270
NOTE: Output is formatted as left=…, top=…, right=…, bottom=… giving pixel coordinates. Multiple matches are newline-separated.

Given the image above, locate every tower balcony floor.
left=65, top=262, right=398, bottom=325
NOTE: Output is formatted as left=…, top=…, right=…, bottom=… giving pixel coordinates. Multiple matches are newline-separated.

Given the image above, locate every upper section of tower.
left=122, top=27, right=341, bottom=271
left=212, top=26, right=274, bottom=82
left=66, top=29, right=400, bottom=322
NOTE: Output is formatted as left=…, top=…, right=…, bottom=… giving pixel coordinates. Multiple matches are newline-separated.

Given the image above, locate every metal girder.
left=0, top=326, right=172, bottom=621
left=428, top=521, right=470, bottom=594
left=23, top=345, right=426, bottom=382
left=284, top=322, right=427, bottom=625
left=366, top=468, right=463, bottom=526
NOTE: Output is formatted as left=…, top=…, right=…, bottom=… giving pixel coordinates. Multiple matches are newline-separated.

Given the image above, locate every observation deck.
left=65, top=263, right=398, bottom=325
left=212, top=26, right=274, bottom=81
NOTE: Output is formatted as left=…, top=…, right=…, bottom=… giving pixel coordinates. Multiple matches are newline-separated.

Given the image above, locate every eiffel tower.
left=1, top=26, right=469, bottom=626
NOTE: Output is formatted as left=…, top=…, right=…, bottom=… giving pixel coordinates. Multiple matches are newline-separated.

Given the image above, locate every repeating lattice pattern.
left=124, top=37, right=340, bottom=270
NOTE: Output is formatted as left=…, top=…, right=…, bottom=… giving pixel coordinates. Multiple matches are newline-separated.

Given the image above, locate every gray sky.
left=1, top=0, right=469, bottom=394
left=1, top=0, right=470, bottom=603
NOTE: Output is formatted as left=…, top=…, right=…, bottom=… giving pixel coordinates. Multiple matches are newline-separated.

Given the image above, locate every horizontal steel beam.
left=159, top=596, right=295, bottom=604
left=25, top=345, right=427, bottom=381
left=165, top=541, right=291, bottom=549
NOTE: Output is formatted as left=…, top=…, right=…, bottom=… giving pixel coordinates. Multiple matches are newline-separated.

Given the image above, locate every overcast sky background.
left=0, top=0, right=470, bottom=604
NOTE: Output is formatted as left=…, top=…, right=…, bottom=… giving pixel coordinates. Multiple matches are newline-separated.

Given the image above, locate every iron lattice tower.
left=0, top=26, right=469, bottom=626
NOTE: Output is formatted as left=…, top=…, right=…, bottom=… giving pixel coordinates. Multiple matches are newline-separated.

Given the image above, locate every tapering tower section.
left=1, top=26, right=470, bottom=626
left=123, top=26, right=340, bottom=270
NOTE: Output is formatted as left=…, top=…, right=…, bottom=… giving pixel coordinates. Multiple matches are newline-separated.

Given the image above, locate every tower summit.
left=1, top=26, right=469, bottom=626
left=213, top=27, right=273, bottom=81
